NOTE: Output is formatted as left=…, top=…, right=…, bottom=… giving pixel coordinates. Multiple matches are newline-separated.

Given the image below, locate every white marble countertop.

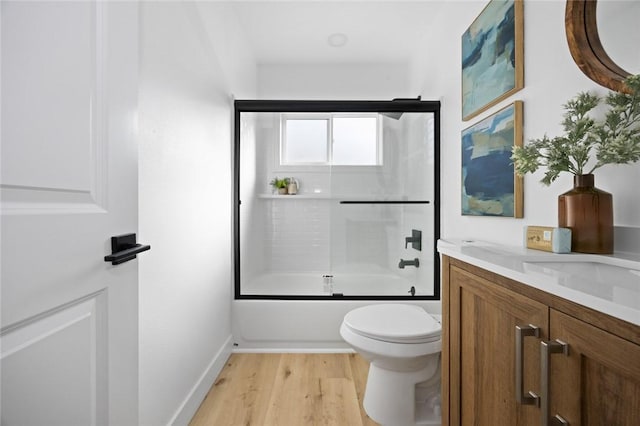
left=437, top=239, right=640, bottom=327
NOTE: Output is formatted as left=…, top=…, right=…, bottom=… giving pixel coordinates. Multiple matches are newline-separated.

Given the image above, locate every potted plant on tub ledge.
left=512, top=75, right=640, bottom=254
left=270, top=177, right=290, bottom=195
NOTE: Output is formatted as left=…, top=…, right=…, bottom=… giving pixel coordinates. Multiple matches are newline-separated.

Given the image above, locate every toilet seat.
left=342, top=304, right=441, bottom=344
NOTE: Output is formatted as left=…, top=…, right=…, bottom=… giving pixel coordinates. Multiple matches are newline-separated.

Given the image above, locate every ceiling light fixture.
left=328, top=33, right=348, bottom=48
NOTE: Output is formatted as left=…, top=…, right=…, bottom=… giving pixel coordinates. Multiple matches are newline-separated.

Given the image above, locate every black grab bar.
left=339, top=200, right=430, bottom=205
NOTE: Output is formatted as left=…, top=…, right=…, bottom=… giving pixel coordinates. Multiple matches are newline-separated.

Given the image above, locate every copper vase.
left=558, top=174, right=613, bottom=254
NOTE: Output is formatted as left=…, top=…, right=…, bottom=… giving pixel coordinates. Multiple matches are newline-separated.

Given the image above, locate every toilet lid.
left=342, top=304, right=441, bottom=344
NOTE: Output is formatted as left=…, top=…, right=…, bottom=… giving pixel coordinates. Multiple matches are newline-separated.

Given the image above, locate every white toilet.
left=340, top=304, right=442, bottom=426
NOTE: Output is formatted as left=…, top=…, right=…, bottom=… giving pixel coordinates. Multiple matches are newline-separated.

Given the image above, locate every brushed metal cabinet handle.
left=552, top=414, right=569, bottom=425
left=540, top=340, right=569, bottom=426
left=515, top=324, right=541, bottom=406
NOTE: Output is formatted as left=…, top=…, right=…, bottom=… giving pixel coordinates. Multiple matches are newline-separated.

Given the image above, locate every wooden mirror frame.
left=565, top=0, right=632, bottom=93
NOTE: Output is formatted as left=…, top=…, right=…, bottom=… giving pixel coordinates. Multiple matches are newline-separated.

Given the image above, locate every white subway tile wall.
left=265, top=199, right=331, bottom=272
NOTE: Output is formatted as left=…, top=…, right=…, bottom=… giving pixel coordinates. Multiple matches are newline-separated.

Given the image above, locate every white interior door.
left=1, top=2, right=140, bottom=425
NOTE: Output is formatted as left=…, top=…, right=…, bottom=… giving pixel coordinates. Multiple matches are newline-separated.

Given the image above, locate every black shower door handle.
left=104, top=233, right=150, bottom=265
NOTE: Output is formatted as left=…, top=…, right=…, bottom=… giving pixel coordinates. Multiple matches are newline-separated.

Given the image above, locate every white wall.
left=138, top=2, right=255, bottom=425
left=258, top=63, right=412, bottom=99
left=411, top=0, right=640, bottom=248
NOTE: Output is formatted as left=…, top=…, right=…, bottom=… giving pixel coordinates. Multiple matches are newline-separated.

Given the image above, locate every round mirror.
left=565, top=0, right=635, bottom=93
left=597, top=0, right=640, bottom=74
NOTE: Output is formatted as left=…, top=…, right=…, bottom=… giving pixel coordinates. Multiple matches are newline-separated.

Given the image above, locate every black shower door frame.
left=233, top=99, right=441, bottom=300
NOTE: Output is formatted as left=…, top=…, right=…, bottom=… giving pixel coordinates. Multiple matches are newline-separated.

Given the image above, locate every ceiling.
left=220, top=1, right=444, bottom=64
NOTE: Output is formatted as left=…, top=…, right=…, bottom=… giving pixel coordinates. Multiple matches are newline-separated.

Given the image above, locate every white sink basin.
left=523, top=258, right=640, bottom=309
left=524, top=260, right=640, bottom=286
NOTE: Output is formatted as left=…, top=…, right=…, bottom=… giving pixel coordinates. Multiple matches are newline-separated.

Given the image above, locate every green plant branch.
left=512, top=74, right=640, bottom=185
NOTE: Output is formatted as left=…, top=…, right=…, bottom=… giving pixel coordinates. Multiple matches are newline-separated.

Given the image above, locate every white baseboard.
left=168, top=335, right=233, bottom=426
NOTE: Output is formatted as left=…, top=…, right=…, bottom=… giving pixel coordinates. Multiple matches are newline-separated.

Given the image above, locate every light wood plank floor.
left=189, top=353, right=380, bottom=426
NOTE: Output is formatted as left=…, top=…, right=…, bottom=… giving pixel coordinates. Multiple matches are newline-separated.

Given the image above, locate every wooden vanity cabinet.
left=548, top=309, right=640, bottom=425
left=442, top=256, right=640, bottom=426
left=443, top=260, right=547, bottom=426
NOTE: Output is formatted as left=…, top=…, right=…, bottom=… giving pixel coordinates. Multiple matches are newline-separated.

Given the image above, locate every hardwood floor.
left=189, top=353, right=379, bottom=426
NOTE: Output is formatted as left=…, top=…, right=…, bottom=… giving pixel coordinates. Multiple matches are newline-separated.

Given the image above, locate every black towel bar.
left=339, top=200, right=430, bottom=204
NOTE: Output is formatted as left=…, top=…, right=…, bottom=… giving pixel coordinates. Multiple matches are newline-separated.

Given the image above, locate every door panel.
left=1, top=294, right=105, bottom=426
left=1, top=1, right=104, bottom=212
left=1, top=2, right=139, bottom=425
left=449, top=266, right=548, bottom=426
left=549, top=309, right=640, bottom=425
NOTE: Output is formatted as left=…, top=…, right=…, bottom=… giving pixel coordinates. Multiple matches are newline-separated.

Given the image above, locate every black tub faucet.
left=398, top=258, right=420, bottom=269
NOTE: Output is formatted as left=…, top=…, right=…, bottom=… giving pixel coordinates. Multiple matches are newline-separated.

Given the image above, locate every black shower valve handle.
left=404, top=230, right=422, bottom=251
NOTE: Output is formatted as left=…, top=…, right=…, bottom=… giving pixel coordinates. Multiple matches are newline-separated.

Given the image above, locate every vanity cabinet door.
left=446, top=265, right=548, bottom=426
left=547, top=309, right=640, bottom=426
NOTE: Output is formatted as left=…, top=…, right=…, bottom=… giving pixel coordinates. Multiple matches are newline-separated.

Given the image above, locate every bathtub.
left=241, top=271, right=426, bottom=296
left=232, top=271, right=441, bottom=351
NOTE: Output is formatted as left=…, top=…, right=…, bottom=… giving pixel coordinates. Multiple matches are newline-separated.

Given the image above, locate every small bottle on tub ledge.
left=287, top=177, right=298, bottom=195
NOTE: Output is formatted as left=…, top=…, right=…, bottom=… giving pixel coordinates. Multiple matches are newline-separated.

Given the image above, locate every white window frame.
left=279, top=113, right=382, bottom=167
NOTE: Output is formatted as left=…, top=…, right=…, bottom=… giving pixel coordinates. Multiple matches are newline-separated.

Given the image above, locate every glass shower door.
left=235, top=100, right=439, bottom=300
left=329, top=112, right=436, bottom=297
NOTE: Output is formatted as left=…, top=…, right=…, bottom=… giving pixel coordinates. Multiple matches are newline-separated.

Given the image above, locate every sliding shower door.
left=235, top=100, right=440, bottom=300
left=329, top=112, right=435, bottom=297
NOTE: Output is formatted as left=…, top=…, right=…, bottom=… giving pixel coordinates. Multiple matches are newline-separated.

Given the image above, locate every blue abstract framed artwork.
left=462, top=101, right=523, bottom=217
left=462, top=0, right=524, bottom=121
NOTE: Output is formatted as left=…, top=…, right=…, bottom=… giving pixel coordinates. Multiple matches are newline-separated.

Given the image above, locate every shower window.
left=234, top=99, right=440, bottom=300
left=332, top=115, right=379, bottom=165
left=281, top=116, right=329, bottom=164
left=280, top=113, right=381, bottom=166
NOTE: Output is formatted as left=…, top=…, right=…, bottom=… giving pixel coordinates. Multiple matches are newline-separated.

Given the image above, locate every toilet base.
left=415, top=397, right=441, bottom=426
left=363, top=357, right=440, bottom=426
